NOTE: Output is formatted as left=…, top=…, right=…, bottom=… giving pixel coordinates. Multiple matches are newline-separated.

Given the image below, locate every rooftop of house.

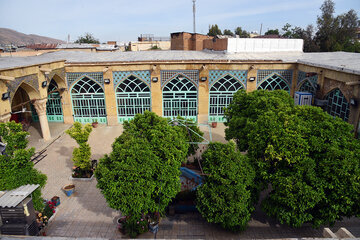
left=0, top=50, right=359, bottom=75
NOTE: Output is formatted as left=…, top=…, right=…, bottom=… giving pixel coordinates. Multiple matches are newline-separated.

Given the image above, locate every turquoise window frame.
left=209, top=74, right=245, bottom=123
left=115, top=75, right=151, bottom=123
left=162, top=75, right=198, bottom=122
left=46, top=79, right=64, bottom=122
left=325, top=88, right=349, bottom=122
left=257, top=73, right=290, bottom=93
left=70, top=76, right=107, bottom=124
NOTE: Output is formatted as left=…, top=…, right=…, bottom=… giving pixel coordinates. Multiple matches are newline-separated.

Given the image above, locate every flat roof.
left=0, top=184, right=40, bottom=208
left=0, top=50, right=359, bottom=75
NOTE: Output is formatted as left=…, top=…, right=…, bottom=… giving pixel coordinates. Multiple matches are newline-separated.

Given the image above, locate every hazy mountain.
left=0, top=28, right=65, bottom=45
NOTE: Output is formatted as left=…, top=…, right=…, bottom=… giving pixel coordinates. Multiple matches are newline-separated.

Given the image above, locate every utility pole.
left=193, top=0, right=196, bottom=33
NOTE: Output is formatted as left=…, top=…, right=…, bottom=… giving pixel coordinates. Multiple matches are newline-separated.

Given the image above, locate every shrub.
left=66, top=122, right=92, bottom=171
left=0, top=122, right=47, bottom=211
left=196, top=142, right=255, bottom=231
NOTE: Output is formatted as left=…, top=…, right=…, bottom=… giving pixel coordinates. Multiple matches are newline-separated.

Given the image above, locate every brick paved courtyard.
left=30, top=123, right=359, bottom=239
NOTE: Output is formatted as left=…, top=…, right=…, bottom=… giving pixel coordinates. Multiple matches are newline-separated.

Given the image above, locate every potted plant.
left=211, top=122, right=217, bottom=128
left=92, top=121, right=99, bottom=128
left=66, top=122, right=93, bottom=179
left=63, top=184, right=75, bottom=196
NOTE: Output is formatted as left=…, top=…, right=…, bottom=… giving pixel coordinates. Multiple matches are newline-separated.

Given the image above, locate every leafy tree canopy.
left=208, top=24, right=222, bottom=36
left=224, top=89, right=294, bottom=152
left=96, top=111, right=189, bottom=218
left=265, top=29, right=279, bottom=35
left=223, top=29, right=234, bottom=36
left=0, top=122, right=47, bottom=211
left=315, top=0, right=359, bottom=52
left=234, top=27, right=250, bottom=38
left=224, top=90, right=360, bottom=227
left=196, top=142, right=255, bottom=231
left=74, top=33, right=100, bottom=44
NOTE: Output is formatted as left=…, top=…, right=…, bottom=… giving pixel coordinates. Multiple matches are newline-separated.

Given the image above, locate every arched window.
left=325, top=88, right=349, bottom=121
left=209, top=75, right=244, bottom=122
left=257, top=74, right=290, bottom=93
left=163, top=75, right=197, bottom=122
left=71, top=77, right=107, bottom=123
left=298, top=79, right=317, bottom=95
left=116, top=75, right=151, bottom=123
left=46, top=79, right=63, bottom=122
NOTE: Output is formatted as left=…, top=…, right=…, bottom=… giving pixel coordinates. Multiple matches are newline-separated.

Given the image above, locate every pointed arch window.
left=257, top=74, right=290, bottom=93
left=116, top=75, right=151, bottom=123
left=325, top=88, right=349, bottom=121
left=70, top=77, right=107, bottom=123
left=46, top=79, right=63, bottom=122
left=162, top=75, right=197, bottom=121
left=209, top=75, right=244, bottom=122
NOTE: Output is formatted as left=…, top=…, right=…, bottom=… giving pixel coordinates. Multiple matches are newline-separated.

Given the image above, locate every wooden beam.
left=346, top=81, right=360, bottom=86
left=0, top=75, right=15, bottom=82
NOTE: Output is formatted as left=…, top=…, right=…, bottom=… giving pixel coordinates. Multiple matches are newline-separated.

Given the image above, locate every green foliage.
left=123, top=215, right=148, bottom=238
left=0, top=121, right=29, bottom=156
left=0, top=122, right=47, bottom=211
left=96, top=111, right=188, bottom=220
left=149, top=45, right=161, bottom=50
left=316, top=0, right=359, bottom=52
left=208, top=24, right=222, bottom=36
left=66, top=122, right=93, bottom=171
left=225, top=90, right=360, bottom=227
left=171, top=116, right=204, bottom=156
left=224, top=90, right=294, bottom=152
left=265, top=29, right=279, bottom=35
left=196, top=142, right=255, bottom=231
left=74, top=32, right=100, bottom=44
left=234, top=27, right=250, bottom=38
left=223, top=29, right=234, bottom=36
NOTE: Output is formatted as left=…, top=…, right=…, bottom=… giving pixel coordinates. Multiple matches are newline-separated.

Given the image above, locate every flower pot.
left=51, top=196, right=60, bottom=206
left=92, top=122, right=98, bottom=128
left=211, top=122, right=217, bottom=128
left=63, top=184, right=75, bottom=197
left=117, top=217, right=126, bottom=233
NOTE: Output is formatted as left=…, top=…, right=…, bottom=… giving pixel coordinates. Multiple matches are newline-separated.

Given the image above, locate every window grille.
left=325, top=88, right=349, bottom=122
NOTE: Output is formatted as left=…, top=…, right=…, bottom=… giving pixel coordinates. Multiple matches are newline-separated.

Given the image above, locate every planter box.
left=69, top=173, right=94, bottom=181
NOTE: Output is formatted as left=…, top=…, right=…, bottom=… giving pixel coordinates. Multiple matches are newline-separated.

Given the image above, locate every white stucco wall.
left=227, top=38, right=304, bottom=53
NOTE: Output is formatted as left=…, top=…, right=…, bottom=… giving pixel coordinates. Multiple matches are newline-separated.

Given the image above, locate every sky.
left=0, top=0, right=358, bottom=43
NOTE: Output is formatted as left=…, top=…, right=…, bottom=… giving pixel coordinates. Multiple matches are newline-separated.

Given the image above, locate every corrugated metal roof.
left=0, top=184, right=40, bottom=208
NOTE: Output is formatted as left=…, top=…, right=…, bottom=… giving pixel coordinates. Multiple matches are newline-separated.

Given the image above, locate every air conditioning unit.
left=294, top=92, right=313, bottom=106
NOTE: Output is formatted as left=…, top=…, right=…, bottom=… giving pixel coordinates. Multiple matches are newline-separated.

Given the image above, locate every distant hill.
left=0, top=28, right=65, bottom=45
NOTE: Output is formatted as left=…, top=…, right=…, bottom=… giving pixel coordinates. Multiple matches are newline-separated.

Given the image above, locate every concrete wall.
left=227, top=38, right=304, bottom=53
left=130, top=41, right=171, bottom=51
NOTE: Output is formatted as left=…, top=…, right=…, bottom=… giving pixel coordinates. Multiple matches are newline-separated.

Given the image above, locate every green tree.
left=208, top=24, right=222, bottom=36
left=265, top=29, right=279, bottom=35
left=315, top=0, right=359, bottom=52
left=224, top=90, right=294, bottom=152
left=196, top=142, right=255, bottom=231
left=223, top=29, right=234, bottom=36
left=66, top=122, right=93, bottom=171
left=234, top=27, right=250, bottom=38
left=224, top=90, right=360, bottom=227
left=0, top=122, right=47, bottom=211
left=74, top=33, right=100, bottom=44
left=96, top=111, right=189, bottom=220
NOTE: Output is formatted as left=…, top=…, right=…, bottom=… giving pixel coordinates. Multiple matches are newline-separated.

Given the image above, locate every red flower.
left=52, top=210, right=55, bottom=213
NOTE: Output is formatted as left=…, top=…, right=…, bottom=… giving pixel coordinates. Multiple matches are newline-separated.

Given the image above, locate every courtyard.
left=28, top=123, right=360, bottom=239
